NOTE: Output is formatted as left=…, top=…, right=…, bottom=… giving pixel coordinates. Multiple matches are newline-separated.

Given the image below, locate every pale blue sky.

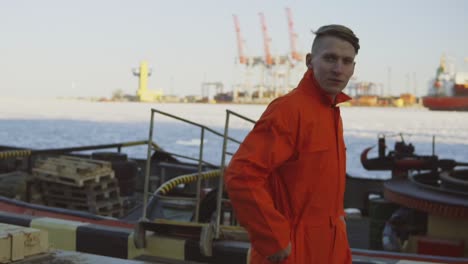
left=1, top=0, right=467, bottom=98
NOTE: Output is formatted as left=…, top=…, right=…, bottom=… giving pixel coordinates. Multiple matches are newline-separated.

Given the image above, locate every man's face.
left=307, top=36, right=356, bottom=96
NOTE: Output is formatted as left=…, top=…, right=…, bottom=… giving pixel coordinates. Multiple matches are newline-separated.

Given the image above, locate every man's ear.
left=305, top=53, right=312, bottom=68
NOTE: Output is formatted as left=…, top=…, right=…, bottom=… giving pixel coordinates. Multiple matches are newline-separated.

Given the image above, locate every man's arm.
left=224, top=102, right=296, bottom=257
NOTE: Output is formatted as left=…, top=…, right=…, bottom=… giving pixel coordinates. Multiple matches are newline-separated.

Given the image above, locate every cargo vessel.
left=422, top=55, right=468, bottom=111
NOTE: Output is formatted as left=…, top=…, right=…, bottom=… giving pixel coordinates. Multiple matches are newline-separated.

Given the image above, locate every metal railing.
left=141, top=108, right=243, bottom=223
left=215, top=109, right=256, bottom=238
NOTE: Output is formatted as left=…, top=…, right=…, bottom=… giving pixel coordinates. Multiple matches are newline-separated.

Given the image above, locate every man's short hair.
left=312, top=24, right=360, bottom=54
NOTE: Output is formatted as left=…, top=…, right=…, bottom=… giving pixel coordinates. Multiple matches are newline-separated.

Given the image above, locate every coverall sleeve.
left=224, top=101, right=296, bottom=257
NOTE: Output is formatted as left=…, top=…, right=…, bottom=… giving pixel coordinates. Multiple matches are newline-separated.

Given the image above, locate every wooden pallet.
left=40, top=177, right=118, bottom=192
left=32, top=156, right=114, bottom=187
left=35, top=156, right=111, bottom=174
left=33, top=170, right=114, bottom=187
left=26, top=180, right=45, bottom=205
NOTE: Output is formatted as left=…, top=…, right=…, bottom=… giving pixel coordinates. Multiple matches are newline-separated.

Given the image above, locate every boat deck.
left=17, top=251, right=166, bottom=264
left=16, top=248, right=468, bottom=264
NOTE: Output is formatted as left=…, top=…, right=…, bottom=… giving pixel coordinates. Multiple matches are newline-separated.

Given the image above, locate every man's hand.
left=267, top=242, right=291, bottom=263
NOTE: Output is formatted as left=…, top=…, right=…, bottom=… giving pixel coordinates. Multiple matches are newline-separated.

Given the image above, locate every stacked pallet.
left=32, top=156, right=124, bottom=218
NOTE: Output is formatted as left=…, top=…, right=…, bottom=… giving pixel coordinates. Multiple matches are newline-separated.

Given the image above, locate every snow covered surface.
left=1, top=97, right=467, bottom=178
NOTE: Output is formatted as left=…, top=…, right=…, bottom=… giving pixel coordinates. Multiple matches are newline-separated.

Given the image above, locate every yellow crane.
left=133, top=61, right=163, bottom=102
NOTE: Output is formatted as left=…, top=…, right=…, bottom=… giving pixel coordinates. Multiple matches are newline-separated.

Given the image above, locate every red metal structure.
left=233, top=15, right=247, bottom=65
left=285, top=7, right=302, bottom=62
left=258, top=12, right=273, bottom=66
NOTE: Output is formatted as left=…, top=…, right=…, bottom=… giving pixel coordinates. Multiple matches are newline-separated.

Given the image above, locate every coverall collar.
left=300, top=69, right=352, bottom=107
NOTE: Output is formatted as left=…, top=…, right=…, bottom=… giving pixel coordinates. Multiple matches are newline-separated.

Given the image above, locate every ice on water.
left=1, top=97, right=467, bottom=178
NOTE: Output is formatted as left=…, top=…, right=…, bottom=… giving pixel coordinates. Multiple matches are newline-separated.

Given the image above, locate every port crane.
left=233, top=15, right=247, bottom=65
left=258, top=12, right=274, bottom=67
left=286, top=7, right=303, bottom=63
left=230, top=8, right=306, bottom=103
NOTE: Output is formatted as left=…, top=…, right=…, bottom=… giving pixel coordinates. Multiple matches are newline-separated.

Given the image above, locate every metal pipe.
left=226, top=109, right=257, bottom=124
left=194, top=127, right=205, bottom=222
left=215, top=110, right=231, bottom=238
left=151, top=108, right=242, bottom=144
left=142, top=110, right=155, bottom=221
left=152, top=148, right=217, bottom=167
left=30, top=140, right=149, bottom=155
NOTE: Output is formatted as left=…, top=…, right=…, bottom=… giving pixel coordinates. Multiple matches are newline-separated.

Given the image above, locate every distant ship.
left=422, top=55, right=468, bottom=111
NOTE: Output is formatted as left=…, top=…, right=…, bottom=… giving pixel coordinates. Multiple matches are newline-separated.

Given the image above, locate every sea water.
left=1, top=97, right=467, bottom=178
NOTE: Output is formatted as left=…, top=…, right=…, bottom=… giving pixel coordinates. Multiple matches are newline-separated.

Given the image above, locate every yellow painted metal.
left=0, top=150, right=31, bottom=160
left=30, top=218, right=85, bottom=251
left=127, top=233, right=145, bottom=259
left=0, top=223, right=49, bottom=263
left=0, top=232, right=9, bottom=263
left=156, top=169, right=221, bottom=196
left=138, top=61, right=149, bottom=93
left=144, top=235, right=185, bottom=260
left=136, top=61, right=163, bottom=102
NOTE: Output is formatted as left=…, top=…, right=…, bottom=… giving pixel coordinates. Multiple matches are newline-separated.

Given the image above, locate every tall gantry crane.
left=258, top=12, right=273, bottom=67
left=286, top=7, right=302, bottom=63
left=232, top=14, right=256, bottom=101
left=232, top=15, right=247, bottom=65
left=231, top=9, right=305, bottom=103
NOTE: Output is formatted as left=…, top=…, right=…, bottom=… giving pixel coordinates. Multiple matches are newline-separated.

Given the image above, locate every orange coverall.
left=225, top=69, right=352, bottom=264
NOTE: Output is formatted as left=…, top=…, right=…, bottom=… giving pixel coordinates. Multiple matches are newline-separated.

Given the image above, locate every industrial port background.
left=1, top=1, right=467, bottom=104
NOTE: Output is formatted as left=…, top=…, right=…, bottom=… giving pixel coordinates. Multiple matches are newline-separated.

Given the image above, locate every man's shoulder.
left=264, top=94, right=297, bottom=118
left=259, top=89, right=310, bottom=125
left=267, top=87, right=322, bottom=113
left=268, top=88, right=304, bottom=107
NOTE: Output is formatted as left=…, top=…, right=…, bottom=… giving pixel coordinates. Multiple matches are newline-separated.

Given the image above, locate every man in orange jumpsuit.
left=224, top=24, right=359, bottom=263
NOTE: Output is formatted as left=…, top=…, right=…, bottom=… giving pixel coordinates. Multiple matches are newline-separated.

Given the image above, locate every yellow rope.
left=0, top=150, right=31, bottom=160
left=156, top=169, right=221, bottom=195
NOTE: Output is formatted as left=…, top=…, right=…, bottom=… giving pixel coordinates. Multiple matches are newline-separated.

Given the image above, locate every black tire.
left=91, top=152, right=128, bottom=162
left=111, top=160, right=138, bottom=196
left=111, top=160, right=138, bottom=180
